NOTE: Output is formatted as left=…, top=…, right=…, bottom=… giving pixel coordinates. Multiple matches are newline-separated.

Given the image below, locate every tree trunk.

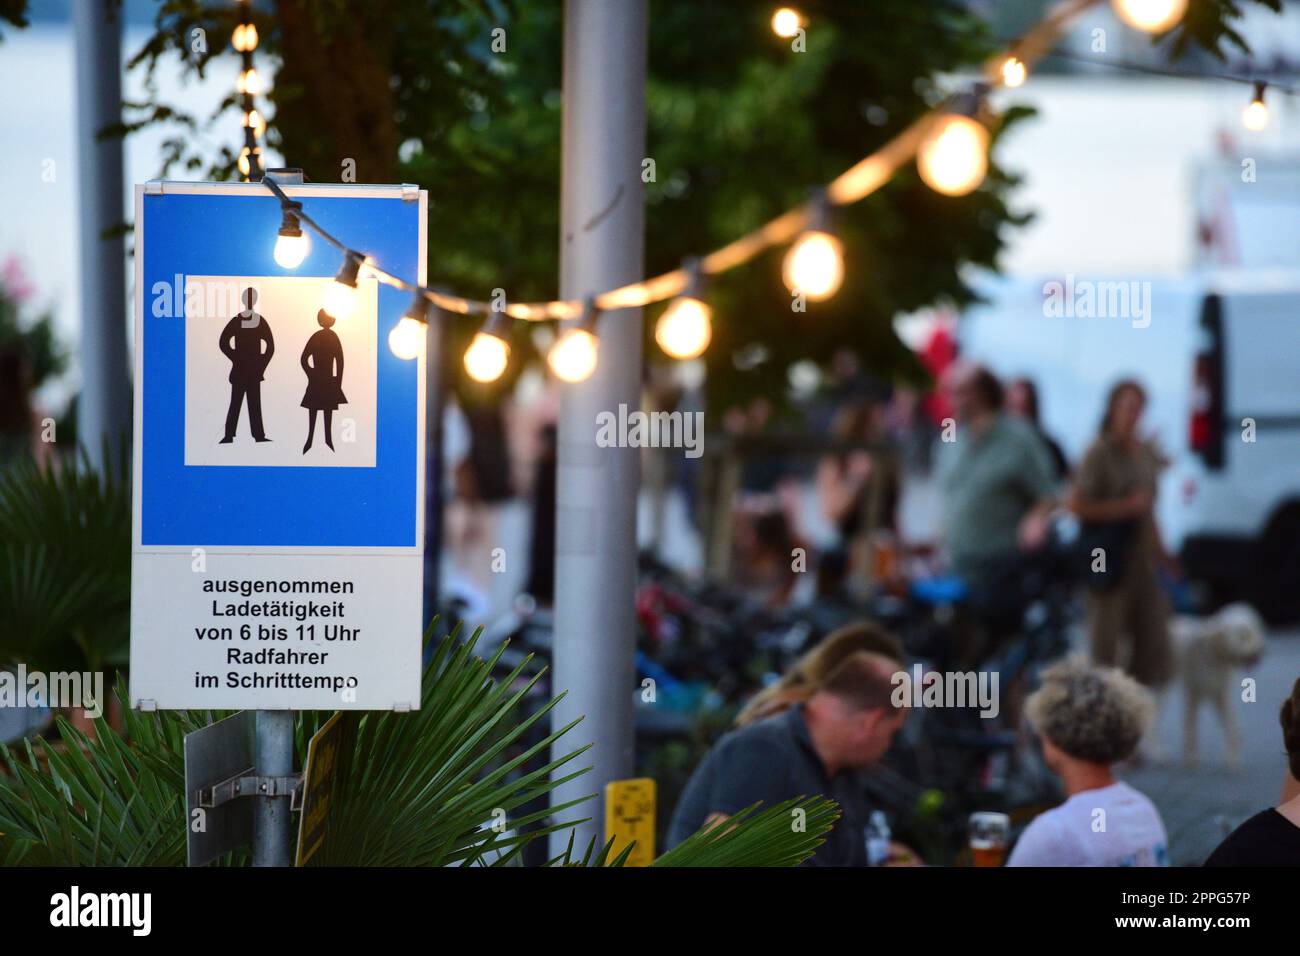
left=273, top=1, right=397, bottom=183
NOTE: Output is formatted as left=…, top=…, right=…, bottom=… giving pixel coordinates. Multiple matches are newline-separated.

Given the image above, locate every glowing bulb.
left=237, top=146, right=261, bottom=177
left=244, top=109, right=266, bottom=138
left=321, top=256, right=361, bottom=319
left=548, top=328, right=598, bottom=383
left=322, top=281, right=356, bottom=320
left=232, top=23, right=259, bottom=52
left=273, top=232, right=309, bottom=269
left=1242, top=95, right=1268, bottom=132
left=388, top=317, right=424, bottom=361
left=238, top=68, right=262, bottom=96
left=1111, top=0, right=1187, bottom=34
left=1000, top=56, right=1027, bottom=88
left=916, top=114, right=988, bottom=196
left=771, top=7, right=802, bottom=38
left=655, top=297, right=713, bottom=360
left=782, top=230, right=844, bottom=301
left=464, top=331, right=510, bottom=383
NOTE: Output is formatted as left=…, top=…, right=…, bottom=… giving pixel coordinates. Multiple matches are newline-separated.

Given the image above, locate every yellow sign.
left=605, top=777, right=656, bottom=867
left=295, top=713, right=344, bottom=866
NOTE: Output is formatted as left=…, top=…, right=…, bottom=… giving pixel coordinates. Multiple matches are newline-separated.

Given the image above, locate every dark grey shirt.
left=666, top=705, right=870, bottom=866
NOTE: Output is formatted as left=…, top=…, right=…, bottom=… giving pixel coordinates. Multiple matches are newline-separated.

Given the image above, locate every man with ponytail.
left=667, top=622, right=910, bottom=866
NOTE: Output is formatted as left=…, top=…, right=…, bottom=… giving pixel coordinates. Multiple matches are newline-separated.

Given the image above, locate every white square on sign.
left=183, top=275, right=378, bottom=467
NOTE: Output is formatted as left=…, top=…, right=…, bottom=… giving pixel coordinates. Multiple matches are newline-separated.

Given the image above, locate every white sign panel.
left=130, top=182, right=427, bottom=711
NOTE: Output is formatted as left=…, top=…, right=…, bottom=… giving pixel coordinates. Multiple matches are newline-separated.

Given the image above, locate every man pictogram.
left=218, top=287, right=275, bottom=443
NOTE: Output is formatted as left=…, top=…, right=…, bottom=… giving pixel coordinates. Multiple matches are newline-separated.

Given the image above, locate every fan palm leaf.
left=0, top=447, right=131, bottom=673
left=0, top=627, right=837, bottom=867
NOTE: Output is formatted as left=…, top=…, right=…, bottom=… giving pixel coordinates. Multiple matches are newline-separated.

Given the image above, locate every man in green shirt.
left=935, top=363, right=1057, bottom=588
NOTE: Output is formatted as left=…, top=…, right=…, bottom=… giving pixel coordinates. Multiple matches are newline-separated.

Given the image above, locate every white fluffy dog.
left=1169, top=602, right=1267, bottom=768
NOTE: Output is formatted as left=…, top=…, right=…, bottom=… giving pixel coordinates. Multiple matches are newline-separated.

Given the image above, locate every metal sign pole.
left=549, top=0, right=647, bottom=855
left=251, top=169, right=303, bottom=868
left=252, top=709, right=295, bottom=866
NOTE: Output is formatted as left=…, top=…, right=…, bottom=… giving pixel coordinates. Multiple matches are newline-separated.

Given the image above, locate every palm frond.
left=0, top=449, right=131, bottom=672
left=0, top=624, right=839, bottom=869
left=0, top=679, right=216, bottom=866
left=651, top=797, right=840, bottom=867
left=310, top=623, right=596, bottom=866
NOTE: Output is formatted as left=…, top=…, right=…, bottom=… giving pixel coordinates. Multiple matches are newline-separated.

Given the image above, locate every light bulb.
left=656, top=296, right=713, bottom=360
left=548, top=328, right=598, bottom=383
left=322, top=281, right=357, bottom=320
left=273, top=231, right=309, bottom=269
left=244, top=109, right=266, bottom=139
left=917, top=114, right=988, bottom=196
left=1242, top=96, right=1268, bottom=132
left=771, top=7, right=802, bottom=38
left=1001, top=56, right=1027, bottom=88
left=232, top=23, right=259, bottom=52
left=464, top=331, right=510, bottom=383
left=1111, top=0, right=1187, bottom=34
left=782, top=230, right=844, bottom=301
left=237, top=146, right=260, bottom=177
left=322, top=256, right=362, bottom=319
left=388, top=317, right=424, bottom=361
left=238, top=68, right=261, bottom=96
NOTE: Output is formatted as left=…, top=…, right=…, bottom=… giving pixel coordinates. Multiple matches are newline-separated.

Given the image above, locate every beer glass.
left=969, top=811, right=1010, bottom=867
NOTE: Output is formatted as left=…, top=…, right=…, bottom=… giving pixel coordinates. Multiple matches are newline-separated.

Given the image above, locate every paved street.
left=1124, top=626, right=1300, bottom=866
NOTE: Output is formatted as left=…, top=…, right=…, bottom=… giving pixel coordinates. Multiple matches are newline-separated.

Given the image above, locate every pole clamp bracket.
left=197, top=769, right=305, bottom=811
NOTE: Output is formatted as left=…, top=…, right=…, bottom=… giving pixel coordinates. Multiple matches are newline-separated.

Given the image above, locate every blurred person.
left=524, top=423, right=557, bottom=606
left=816, top=400, right=902, bottom=589
left=936, top=363, right=1056, bottom=580
left=794, top=550, right=861, bottom=639
left=667, top=638, right=914, bottom=866
left=735, top=621, right=904, bottom=727
left=1008, top=658, right=1168, bottom=867
left=1070, top=379, right=1174, bottom=688
left=731, top=499, right=800, bottom=609
left=445, top=399, right=516, bottom=598
left=1006, top=377, right=1069, bottom=481
left=1204, top=677, right=1300, bottom=865
left=919, top=319, right=957, bottom=433
left=735, top=396, right=786, bottom=495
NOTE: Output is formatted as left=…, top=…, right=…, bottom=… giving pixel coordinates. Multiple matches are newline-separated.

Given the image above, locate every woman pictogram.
left=300, top=309, right=347, bottom=453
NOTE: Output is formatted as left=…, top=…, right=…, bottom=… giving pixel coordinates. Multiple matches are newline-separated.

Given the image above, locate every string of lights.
left=246, top=0, right=1270, bottom=385
left=1036, top=49, right=1300, bottom=97
left=1032, top=49, right=1296, bottom=131
left=232, top=0, right=264, bottom=181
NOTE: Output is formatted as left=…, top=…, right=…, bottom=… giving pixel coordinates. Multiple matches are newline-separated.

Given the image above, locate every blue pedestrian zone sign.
left=130, top=181, right=427, bottom=712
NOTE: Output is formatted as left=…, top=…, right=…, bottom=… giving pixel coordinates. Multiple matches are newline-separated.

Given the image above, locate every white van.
left=958, top=270, right=1300, bottom=623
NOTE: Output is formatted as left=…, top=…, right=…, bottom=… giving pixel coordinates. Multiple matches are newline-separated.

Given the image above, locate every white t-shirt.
left=1007, top=782, right=1169, bottom=867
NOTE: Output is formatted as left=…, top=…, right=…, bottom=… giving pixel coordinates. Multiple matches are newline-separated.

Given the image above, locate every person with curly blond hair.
left=1007, top=658, right=1168, bottom=866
